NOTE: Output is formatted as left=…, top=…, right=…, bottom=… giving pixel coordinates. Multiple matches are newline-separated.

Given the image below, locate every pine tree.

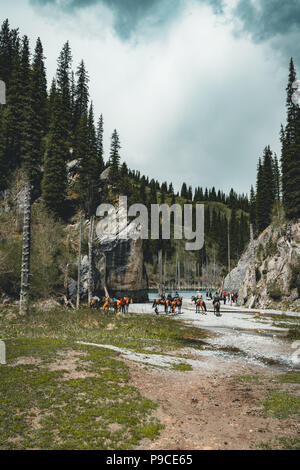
left=249, top=185, right=256, bottom=231
left=229, top=207, right=238, bottom=260
left=76, top=103, right=101, bottom=216
left=30, top=38, right=48, bottom=131
left=48, top=78, right=57, bottom=122
left=96, top=114, right=104, bottom=172
left=256, top=147, right=275, bottom=233
left=22, top=38, right=48, bottom=199
left=273, top=153, right=281, bottom=201
left=74, top=60, right=89, bottom=131
left=0, top=19, right=19, bottom=85
left=262, top=146, right=275, bottom=223
left=281, top=58, right=300, bottom=219
left=217, top=214, right=228, bottom=264
left=2, top=39, right=24, bottom=174
left=256, top=158, right=264, bottom=232
left=109, top=129, right=121, bottom=185
left=56, top=41, right=72, bottom=133
left=42, top=94, right=68, bottom=219
left=180, top=182, right=188, bottom=199
left=120, top=162, right=128, bottom=177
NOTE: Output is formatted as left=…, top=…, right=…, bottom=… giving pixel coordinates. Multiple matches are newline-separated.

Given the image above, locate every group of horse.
left=152, top=295, right=221, bottom=316
left=191, top=296, right=221, bottom=316
left=90, top=296, right=133, bottom=313
left=152, top=297, right=183, bottom=315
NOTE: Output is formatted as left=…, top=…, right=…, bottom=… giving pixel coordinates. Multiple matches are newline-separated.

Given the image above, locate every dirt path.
left=127, top=361, right=299, bottom=450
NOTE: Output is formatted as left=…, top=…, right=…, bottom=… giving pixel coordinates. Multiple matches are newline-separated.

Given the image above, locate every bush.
left=289, top=258, right=300, bottom=297
left=267, top=280, right=282, bottom=301
left=0, top=239, right=22, bottom=297
left=265, top=238, right=277, bottom=258
left=256, top=244, right=264, bottom=262
left=30, top=205, right=75, bottom=299
left=255, top=267, right=261, bottom=282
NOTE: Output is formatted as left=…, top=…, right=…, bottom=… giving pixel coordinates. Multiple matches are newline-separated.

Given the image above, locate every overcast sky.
left=1, top=0, right=299, bottom=195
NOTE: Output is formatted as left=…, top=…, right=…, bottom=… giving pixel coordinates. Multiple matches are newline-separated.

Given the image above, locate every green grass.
left=258, top=437, right=300, bottom=450
left=262, top=391, right=300, bottom=419
left=235, top=375, right=263, bottom=385
left=276, top=372, right=300, bottom=384
left=0, top=305, right=211, bottom=449
left=0, top=338, right=163, bottom=450
left=287, top=326, right=300, bottom=340
left=172, top=362, right=193, bottom=371
left=269, top=313, right=300, bottom=339
left=0, top=305, right=210, bottom=354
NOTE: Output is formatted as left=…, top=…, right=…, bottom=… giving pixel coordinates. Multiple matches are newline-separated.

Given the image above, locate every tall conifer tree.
left=109, top=129, right=121, bottom=185
left=281, top=58, right=300, bottom=219
left=42, top=94, right=68, bottom=218
left=96, top=114, right=104, bottom=172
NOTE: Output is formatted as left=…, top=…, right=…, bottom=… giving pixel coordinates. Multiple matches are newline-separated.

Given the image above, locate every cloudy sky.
left=1, top=0, right=299, bottom=195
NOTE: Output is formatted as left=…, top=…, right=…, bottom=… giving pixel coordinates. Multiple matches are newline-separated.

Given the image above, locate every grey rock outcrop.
left=100, top=167, right=111, bottom=181
left=224, top=221, right=300, bottom=309
left=67, top=203, right=148, bottom=303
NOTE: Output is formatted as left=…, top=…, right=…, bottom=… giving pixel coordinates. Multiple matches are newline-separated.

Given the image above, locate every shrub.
left=255, top=267, right=261, bottom=282
left=0, top=239, right=22, bottom=297
left=256, top=244, right=264, bottom=262
left=30, top=205, right=75, bottom=299
left=289, top=257, right=300, bottom=297
left=265, top=238, right=277, bottom=258
left=267, top=280, right=282, bottom=301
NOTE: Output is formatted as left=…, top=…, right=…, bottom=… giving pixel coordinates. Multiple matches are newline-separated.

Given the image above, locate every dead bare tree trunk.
left=76, top=213, right=82, bottom=310
left=228, top=228, right=232, bottom=305
left=88, top=215, right=95, bottom=304
left=158, top=249, right=163, bottom=296
left=250, top=224, right=256, bottom=294
left=101, top=252, right=109, bottom=298
left=19, top=182, right=32, bottom=315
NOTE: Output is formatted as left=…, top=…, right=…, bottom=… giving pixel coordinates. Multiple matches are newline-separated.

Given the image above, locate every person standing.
left=120, top=297, right=125, bottom=313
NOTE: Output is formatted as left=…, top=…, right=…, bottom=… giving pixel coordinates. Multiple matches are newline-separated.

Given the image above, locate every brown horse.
left=124, top=296, right=133, bottom=313
left=191, top=296, right=207, bottom=314
left=213, top=300, right=221, bottom=316
left=152, top=298, right=165, bottom=308
left=90, top=296, right=102, bottom=309
left=103, top=297, right=120, bottom=313
left=170, top=297, right=183, bottom=314
left=152, top=298, right=167, bottom=313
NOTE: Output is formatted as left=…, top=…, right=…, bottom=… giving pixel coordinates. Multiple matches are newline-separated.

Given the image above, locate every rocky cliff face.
left=67, top=203, right=148, bottom=303
left=224, top=220, right=300, bottom=311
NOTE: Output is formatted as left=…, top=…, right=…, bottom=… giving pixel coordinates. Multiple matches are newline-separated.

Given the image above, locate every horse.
left=191, top=296, right=207, bottom=314
left=164, top=298, right=172, bottom=313
left=102, top=297, right=120, bottom=314
left=152, top=298, right=168, bottom=314
left=90, top=296, right=101, bottom=309
left=213, top=300, right=221, bottom=316
left=124, top=296, right=133, bottom=313
left=170, top=297, right=183, bottom=314
left=152, top=298, right=165, bottom=309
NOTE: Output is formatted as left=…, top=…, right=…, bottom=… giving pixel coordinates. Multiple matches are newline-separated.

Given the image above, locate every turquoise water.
left=148, top=290, right=214, bottom=301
